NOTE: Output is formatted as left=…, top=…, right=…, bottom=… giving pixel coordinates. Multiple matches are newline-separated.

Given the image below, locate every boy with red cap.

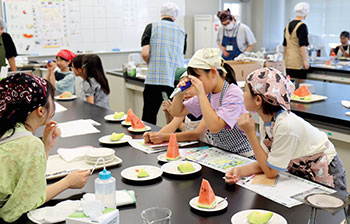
left=46, top=49, right=76, bottom=94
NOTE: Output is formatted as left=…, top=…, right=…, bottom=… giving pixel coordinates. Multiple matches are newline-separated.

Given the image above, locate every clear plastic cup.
left=141, top=207, right=172, bottom=224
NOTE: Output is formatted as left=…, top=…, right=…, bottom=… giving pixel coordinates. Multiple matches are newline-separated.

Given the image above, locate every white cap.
left=294, top=2, right=310, bottom=17
left=0, top=18, right=6, bottom=29
left=160, top=2, right=180, bottom=19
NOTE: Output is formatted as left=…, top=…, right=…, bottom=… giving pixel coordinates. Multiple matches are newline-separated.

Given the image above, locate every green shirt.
left=0, top=123, right=46, bottom=222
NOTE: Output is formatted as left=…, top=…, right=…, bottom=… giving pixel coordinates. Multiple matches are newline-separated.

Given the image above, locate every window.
left=223, top=2, right=242, bottom=21
left=286, top=0, right=350, bottom=48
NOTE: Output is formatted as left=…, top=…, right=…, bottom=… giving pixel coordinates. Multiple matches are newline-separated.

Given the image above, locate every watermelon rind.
left=197, top=199, right=216, bottom=209
left=166, top=155, right=180, bottom=161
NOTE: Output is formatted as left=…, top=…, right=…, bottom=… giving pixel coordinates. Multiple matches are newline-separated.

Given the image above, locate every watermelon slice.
left=131, top=114, right=146, bottom=130
left=166, top=134, right=180, bottom=160
left=137, top=168, right=149, bottom=178
left=125, top=109, right=134, bottom=124
left=247, top=211, right=273, bottom=224
left=197, top=179, right=216, bottom=209
left=291, top=85, right=311, bottom=100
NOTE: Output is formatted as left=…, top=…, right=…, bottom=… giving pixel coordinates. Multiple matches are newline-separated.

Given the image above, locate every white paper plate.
left=157, top=153, right=185, bottom=163
left=121, top=120, right=131, bottom=126
left=231, top=209, right=287, bottom=224
left=291, top=94, right=327, bottom=103
left=189, top=196, right=228, bottom=212
left=161, top=161, right=201, bottom=175
left=85, top=147, right=115, bottom=159
left=54, top=95, right=77, bottom=101
left=121, top=165, right=162, bottom=181
left=128, top=126, right=151, bottom=133
left=99, top=134, right=132, bottom=144
left=104, top=114, right=127, bottom=122
left=305, top=194, right=345, bottom=209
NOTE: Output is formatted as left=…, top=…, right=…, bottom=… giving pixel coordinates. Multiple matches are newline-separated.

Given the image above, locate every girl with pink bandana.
left=225, top=67, right=347, bottom=194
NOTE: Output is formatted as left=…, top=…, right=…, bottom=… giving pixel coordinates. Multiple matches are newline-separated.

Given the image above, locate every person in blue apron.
left=216, top=9, right=256, bottom=60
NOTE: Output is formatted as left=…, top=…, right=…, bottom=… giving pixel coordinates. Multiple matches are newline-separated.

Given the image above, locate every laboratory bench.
left=308, top=60, right=350, bottom=84
left=18, top=98, right=347, bottom=224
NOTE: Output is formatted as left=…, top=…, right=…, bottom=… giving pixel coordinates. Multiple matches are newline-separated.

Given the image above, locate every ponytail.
left=187, top=63, right=237, bottom=86
left=221, top=62, right=237, bottom=85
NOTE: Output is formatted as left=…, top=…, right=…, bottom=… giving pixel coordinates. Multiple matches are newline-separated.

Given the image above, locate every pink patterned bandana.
left=246, top=67, right=295, bottom=111
left=0, top=73, right=48, bottom=118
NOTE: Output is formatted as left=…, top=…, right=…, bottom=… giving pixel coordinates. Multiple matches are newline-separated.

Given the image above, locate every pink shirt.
left=184, top=84, right=246, bottom=129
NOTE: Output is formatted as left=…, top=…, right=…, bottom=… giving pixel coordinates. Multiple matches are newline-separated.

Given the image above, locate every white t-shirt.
left=259, top=111, right=336, bottom=171
left=216, top=22, right=256, bottom=53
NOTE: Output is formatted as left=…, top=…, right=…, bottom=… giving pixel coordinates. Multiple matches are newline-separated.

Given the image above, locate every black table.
left=291, top=79, right=350, bottom=133
left=31, top=99, right=346, bottom=224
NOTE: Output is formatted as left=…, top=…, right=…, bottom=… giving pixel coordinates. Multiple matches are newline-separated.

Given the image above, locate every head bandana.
left=57, top=49, right=76, bottom=62
left=160, top=2, right=180, bottom=19
left=0, top=73, right=49, bottom=118
left=246, top=67, right=295, bottom=112
left=188, top=48, right=227, bottom=74
left=294, top=2, right=310, bottom=17
left=217, top=9, right=233, bottom=23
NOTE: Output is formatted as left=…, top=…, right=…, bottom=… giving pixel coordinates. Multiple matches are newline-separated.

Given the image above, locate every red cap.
left=57, top=49, right=76, bottom=61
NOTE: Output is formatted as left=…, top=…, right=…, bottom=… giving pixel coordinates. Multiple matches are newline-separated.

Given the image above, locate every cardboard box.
left=264, top=61, right=286, bottom=75
left=225, top=61, right=262, bottom=81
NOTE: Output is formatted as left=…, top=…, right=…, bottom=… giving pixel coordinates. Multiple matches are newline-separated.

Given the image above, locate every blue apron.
left=221, top=23, right=241, bottom=60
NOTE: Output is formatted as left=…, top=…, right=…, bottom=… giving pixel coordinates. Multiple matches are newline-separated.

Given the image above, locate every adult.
left=0, top=18, right=17, bottom=71
left=283, top=2, right=310, bottom=79
left=216, top=9, right=256, bottom=60
left=141, top=2, right=187, bottom=125
left=331, top=31, right=350, bottom=58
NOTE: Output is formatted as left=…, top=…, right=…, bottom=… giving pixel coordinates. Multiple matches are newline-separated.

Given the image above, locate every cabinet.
left=194, top=15, right=220, bottom=52
left=106, top=73, right=126, bottom=112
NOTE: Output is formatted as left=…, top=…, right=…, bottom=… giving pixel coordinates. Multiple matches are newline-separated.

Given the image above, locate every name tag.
left=226, top=45, right=233, bottom=51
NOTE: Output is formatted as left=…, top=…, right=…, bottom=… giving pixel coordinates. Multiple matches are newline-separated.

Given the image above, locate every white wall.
left=184, top=0, right=220, bottom=58
left=250, top=0, right=285, bottom=51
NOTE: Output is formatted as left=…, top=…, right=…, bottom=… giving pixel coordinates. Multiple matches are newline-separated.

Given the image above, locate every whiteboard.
left=2, top=0, right=185, bottom=55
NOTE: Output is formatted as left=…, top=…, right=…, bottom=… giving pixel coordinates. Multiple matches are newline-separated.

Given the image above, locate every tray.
left=46, top=154, right=122, bottom=180
left=291, top=94, right=327, bottom=103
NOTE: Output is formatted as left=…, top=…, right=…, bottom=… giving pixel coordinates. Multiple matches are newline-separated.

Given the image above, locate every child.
left=225, top=67, right=347, bottom=194
left=0, top=73, right=90, bottom=222
left=46, top=49, right=76, bottom=94
left=144, top=72, right=209, bottom=144
left=72, top=54, right=110, bottom=109
left=331, top=31, right=350, bottom=58
left=171, top=48, right=254, bottom=159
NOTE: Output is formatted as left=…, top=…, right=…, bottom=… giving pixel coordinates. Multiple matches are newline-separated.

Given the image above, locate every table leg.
left=343, top=208, right=350, bottom=224
left=308, top=207, right=317, bottom=224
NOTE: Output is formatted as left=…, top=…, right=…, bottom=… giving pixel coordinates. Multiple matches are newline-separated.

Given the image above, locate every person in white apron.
left=0, top=73, right=90, bottom=222
left=331, top=31, right=350, bottom=58
left=225, top=67, right=347, bottom=195
left=171, top=48, right=254, bottom=159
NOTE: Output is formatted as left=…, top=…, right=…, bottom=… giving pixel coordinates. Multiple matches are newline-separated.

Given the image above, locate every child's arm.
left=189, top=75, right=226, bottom=133
left=174, top=119, right=207, bottom=142
left=144, top=116, right=184, bottom=144
left=171, top=91, right=190, bottom=116
left=45, top=62, right=56, bottom=88
left=86, top=95, right=94, bottom=104
left=46, top=170, right=90, bottom=202
left=225, top=162, right=263, bottom=184
left=237, top=113, right=279, bottom=178
left=159, top=116, right=184, bottom=133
